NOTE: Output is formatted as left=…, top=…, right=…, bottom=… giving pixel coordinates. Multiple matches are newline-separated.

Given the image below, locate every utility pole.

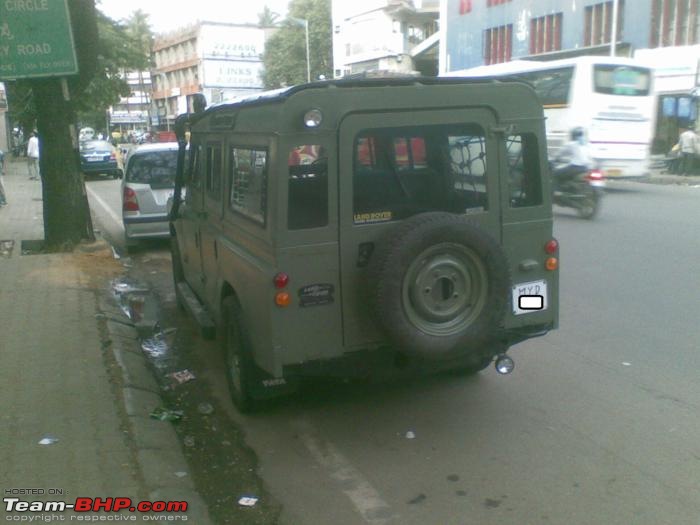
left=610, top=0, right=619, bottom=56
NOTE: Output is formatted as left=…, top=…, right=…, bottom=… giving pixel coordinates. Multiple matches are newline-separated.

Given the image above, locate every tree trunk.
left=32, top=78, right=94, bottom=250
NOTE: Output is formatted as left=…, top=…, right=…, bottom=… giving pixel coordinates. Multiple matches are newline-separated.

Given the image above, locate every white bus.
left=444, top=56, right=655, bottom=178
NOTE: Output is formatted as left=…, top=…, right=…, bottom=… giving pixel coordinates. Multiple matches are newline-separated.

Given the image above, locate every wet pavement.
left=109, top=244, right=281, bottom=524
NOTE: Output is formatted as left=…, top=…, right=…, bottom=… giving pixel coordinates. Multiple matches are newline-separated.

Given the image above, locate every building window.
left=584, top=1, right=624, bottom=47
left=484, top=25, right=512, bottom=64
left=458, top=0, right=472, bottom=14
left=530, top=13, right=563, bottom=54
left=650, top=0, right=699, bottom=47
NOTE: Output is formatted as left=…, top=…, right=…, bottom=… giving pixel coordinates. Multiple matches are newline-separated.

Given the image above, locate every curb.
left=98, top=291, right=214, bottom=524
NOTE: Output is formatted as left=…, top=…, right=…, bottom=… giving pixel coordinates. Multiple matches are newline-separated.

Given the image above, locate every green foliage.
left=6, top=7, right=152, bottom=131
left=258, top=6, right=281, bottom=27
left=75, top=10, right=152, bottom=128
left=262, top=0, right=332, bottom=89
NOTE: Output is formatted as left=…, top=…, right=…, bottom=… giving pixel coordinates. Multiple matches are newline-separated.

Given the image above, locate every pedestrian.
left=27, top=131, right=40, bottom=180
left=0, top=148, right=7, bottom=206
left=678, top=126, right=697, bottom=176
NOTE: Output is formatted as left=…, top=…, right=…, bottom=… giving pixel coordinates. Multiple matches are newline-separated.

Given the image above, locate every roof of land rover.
left=202, top=76, right=537, bottom=115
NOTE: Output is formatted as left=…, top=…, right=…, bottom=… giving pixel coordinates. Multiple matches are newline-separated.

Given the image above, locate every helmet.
left=570, top=127, right=585, bottom=141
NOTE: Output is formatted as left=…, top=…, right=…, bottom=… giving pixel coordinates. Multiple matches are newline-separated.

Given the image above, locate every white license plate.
left=512, top=280, right=548, bottom=315
left=87, top=157, right=102, bottom=162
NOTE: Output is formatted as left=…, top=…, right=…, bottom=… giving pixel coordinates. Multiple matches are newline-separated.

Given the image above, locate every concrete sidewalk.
left=0, top=159, right=211, bottom=523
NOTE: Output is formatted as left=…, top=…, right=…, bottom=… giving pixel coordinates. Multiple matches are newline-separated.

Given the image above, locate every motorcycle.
left=550, top=163, right=605, bottom=220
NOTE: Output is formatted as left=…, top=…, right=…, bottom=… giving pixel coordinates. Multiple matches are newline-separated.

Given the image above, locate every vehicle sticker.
left=298, top=283, right=334, bottom=307
left=353, top=211, right=392, bottom=224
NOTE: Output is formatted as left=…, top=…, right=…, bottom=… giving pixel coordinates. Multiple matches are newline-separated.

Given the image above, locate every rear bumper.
left=123, top=214, right=170, bottom=239
left=81, top=161, right=120, bottom=174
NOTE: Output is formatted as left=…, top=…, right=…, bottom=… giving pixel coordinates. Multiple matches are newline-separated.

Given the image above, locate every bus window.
left=517, top=67, right=573, bottom=106
left=594, top=65, right=651, bottom=96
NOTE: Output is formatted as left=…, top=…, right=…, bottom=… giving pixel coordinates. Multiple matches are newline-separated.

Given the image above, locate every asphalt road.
left=87, top=178, right=700, bottom=525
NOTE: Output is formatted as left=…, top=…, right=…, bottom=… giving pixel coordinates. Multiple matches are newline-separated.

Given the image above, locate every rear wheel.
left=222, top=296, right=256, bottom=413
left=577, top=186, right=601, bottom=220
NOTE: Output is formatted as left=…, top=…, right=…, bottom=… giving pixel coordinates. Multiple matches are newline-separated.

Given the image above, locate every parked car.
left=79, top=140, right=123, bottom=179
left=121, top=142, right=182, bottom=249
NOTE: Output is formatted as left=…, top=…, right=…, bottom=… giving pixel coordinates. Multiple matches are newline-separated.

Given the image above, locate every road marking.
left=293, top=418, right=397, bottom=524
left=86, top=184, right=122, bottom=226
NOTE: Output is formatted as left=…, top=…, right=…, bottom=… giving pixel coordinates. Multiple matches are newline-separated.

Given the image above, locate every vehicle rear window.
left=80, top=140, right=112, bottom=152
left=353, top=124, right=489, bottom=224
left=594, top=65, right=651, bottom=96
left=505, top=134, right=542, bottom=208
left=288, top=145, right=328, bottom=230
left=126, top=150, right=180, bottom=188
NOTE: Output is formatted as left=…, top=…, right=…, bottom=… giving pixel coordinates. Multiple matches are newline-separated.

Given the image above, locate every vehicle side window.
left=230, top=147, right=267, bottom=225
left=288, top=145, right=328, bottom=230
left=353, top=124, right=488, bottom=224
left=506, top=134, right=543, bottom=208
left=206, top=144, right=222, bottom=199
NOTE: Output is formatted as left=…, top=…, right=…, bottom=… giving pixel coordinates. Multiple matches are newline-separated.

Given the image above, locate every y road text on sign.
left=0, top=0, right=78, bottom=79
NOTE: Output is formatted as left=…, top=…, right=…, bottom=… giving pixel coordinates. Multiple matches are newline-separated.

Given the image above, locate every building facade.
left=332, top=0, right=440, bottom=77
left=109, top=71, right=152, bottom=134
left=439, top=0, right=700, bottom=153
left=151, top=22, right=269, bottom=129
left=440, top=0, right=699, bottom=73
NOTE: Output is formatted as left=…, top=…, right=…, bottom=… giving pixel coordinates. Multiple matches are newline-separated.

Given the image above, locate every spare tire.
left=367, top=212, right=510, bottom=360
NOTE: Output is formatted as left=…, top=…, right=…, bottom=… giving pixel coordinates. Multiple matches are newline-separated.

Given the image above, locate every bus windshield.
left=593, top=65, right=651, bottom=96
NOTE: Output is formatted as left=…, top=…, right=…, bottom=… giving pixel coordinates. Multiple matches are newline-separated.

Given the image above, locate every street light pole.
left=304, top=19, right=310, bottom=83
left=289, top=17, right=311, bottom=83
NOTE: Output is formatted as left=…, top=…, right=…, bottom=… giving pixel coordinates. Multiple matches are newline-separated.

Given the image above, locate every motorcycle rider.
left=552, top=127, right=594, bottom=188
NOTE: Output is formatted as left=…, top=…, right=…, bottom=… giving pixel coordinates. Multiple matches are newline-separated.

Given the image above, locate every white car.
left=121, top=143, right=182, bottom=249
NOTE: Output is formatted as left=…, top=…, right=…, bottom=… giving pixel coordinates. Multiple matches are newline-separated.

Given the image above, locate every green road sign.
left=0, top=0, right=78, bottom=79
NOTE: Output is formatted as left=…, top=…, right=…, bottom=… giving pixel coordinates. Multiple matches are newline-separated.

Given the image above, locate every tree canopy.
left=258, top=6, right=281, bottom=27
left=7, top=8, right=152, bottom=132
left=261, top=0, right=332, bottom=88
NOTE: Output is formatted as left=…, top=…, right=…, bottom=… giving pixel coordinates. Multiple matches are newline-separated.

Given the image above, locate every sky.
left=97, top=0, right=290, bottom=33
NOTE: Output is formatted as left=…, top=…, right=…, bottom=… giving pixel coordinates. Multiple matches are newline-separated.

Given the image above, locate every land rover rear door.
left=338, top=109, right=502, bottom=350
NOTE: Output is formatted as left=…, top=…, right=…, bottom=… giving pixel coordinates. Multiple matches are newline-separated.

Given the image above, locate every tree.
left=258, top=6, right=280, bottom=27
left=4, top=2, right=150, bottom=249
left=262, top=0, right=332, bottom=88
left=75, top=11, right=151, bottom=129
left=34, top=0, right=99, bottom=249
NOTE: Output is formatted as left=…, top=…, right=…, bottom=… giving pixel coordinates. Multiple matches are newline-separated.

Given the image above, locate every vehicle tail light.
left=585, top=170, right=604, bottom=182
left=546, top=257, right=558, bottom=271
left=545, top=239, right=558, bottom=254
left=275, top=292, right=291, bottom=307
left=123, top=187, right=139, bottom=212
left=273, top=272, right=289, bottom=289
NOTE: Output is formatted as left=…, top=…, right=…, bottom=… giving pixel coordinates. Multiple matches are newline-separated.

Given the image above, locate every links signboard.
left=0, top=0, right=78, bottom=79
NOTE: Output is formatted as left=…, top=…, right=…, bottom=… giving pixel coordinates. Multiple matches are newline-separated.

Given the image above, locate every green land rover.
left=169, top=77, right=559, bottom=411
